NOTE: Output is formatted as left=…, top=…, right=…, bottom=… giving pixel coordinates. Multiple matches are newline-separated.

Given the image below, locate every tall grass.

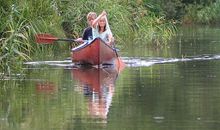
left=0, top=18, right=32, bottom=74
left=58, top=0, right=176, bottom=46
left=1, top=0, right=177, bottom=75
left=0, top=0, right=64, bottom=76
left=126, top=2, right=177, bottom=45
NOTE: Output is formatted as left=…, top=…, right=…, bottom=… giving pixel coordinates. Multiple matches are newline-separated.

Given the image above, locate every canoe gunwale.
left=71, top=38, right=113, bottom=52
left=71, top=37, right=118, bottom=65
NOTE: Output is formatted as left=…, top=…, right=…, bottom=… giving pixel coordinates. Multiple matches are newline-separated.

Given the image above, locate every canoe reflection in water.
left=72, top=64, right=124, bottom=121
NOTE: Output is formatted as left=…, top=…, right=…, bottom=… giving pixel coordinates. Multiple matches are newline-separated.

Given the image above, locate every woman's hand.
left=92, top=11, right=107, bottom=28
left=106, top=36, right=115, bottom=47
left=101, top=10, right=107, bottom=17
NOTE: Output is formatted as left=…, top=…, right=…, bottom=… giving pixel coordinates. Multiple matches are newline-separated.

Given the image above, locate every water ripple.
left=122, top=54, right=220, bottom=67
left=24, top=60, right=75, bottom=69
left=24, top=54, right=220, bottom=68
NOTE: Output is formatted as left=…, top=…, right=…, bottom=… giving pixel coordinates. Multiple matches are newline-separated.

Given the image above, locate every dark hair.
left=98, top=24, right=106, bottom=32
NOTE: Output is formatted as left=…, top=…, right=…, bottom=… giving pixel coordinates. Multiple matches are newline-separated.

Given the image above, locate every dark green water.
left=1, top=25, right=220, bottom=130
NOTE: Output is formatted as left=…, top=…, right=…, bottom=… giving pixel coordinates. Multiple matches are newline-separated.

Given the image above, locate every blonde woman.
left=92, top=11, right=114, bottom=46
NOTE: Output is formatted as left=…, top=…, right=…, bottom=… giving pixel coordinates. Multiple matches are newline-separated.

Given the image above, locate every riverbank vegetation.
left=183, top=0, right=220, bottom=24
left=155, top=0, right=220, bottom=24
left=1, top=0, right=220, bottom=75
left=0, top=0, right=176, bottom=75
left=58, top=0, right=177, bottom=45
left=0, top=0, right=64, bottom=75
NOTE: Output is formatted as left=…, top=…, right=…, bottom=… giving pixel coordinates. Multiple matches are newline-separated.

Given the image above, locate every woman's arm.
left=92, top=11, right=107, bottom=28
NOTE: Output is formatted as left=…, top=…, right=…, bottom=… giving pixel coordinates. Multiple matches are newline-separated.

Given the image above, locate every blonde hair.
left=87, top=12, right=97, bottom=20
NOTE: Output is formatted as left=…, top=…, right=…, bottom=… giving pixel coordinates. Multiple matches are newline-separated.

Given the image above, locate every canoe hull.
left=71, top=38, right=117, bottom=65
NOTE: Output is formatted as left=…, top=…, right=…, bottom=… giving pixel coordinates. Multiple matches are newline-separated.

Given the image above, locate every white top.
left=92, top=16, right=112, bottom=43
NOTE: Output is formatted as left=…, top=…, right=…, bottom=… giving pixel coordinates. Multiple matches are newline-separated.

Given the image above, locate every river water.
left=1, top=25, right=220, bottom=130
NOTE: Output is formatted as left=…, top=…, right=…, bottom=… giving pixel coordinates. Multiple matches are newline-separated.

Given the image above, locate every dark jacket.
left=82, top=27, right=93, bottom=40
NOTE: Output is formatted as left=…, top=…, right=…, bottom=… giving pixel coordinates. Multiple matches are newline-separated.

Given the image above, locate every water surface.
left=1, top=25, right=220, bottom=130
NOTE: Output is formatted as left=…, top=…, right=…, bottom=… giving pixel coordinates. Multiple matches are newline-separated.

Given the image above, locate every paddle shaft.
left=56, top=38, right=77, bottom=42
left=35, top=33, right=82, bottom=44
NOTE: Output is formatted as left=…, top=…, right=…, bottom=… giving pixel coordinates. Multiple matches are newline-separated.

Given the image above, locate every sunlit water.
left=1, top=25, right=220, bottom=130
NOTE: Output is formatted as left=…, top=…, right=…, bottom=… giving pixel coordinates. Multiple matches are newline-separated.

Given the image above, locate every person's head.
left=98, top=16, right=107, bottom=32
left=87, top=12, right=97, bottom=26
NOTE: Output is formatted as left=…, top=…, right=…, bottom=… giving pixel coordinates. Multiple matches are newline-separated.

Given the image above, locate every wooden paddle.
left=35, top=33, right=79, bottom=44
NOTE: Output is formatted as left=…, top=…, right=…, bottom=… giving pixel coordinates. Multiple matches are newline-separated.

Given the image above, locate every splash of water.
left=122, top=54, right=220, bottom=67
left=24, top=54, right=220, bottom=68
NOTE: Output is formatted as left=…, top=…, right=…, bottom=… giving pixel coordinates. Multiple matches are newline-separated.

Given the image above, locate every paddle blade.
left=35, top=34, right=58, bottom=44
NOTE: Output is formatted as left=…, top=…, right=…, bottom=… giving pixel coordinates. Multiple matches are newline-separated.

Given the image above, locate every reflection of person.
left=88, top=84, right=115, bottom=120
left=76, top=12, right=97, bottom=43
left=92, top=11, right=114, bottom=46
left=72, top=67, right=120, bottom=121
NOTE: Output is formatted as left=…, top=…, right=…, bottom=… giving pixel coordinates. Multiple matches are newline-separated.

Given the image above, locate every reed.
left=58, top=0, right=176, bottom=46
left=1, top=0, right=177, bottom=75
left=0, top=0, right=64, bottom=75
left=0, top=14, right=32, bottom=74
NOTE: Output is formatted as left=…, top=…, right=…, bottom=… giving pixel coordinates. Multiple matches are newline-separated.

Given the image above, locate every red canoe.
left=71, top=38, right=118, bottom=65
